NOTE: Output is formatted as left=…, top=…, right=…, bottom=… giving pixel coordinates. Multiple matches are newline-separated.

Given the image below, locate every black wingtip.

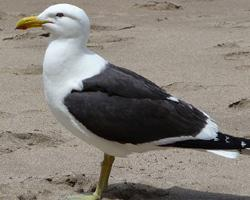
left=160, top=132, right=250, bottom=152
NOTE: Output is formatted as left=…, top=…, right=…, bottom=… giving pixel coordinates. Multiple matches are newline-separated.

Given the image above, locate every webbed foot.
left=66, top=194, right=100, bottom=200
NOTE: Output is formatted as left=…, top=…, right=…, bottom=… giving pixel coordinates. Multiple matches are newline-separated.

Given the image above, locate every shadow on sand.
left=103, top=183, right=250, bottom=200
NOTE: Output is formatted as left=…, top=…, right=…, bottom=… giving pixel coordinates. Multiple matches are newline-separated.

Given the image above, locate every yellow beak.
left=16, top=16, right=50, bottom=30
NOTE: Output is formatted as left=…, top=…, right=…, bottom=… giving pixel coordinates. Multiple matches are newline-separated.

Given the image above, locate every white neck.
left=43, top=37, right=85, bottom=76
left=42, top=37, right=107, bottom=106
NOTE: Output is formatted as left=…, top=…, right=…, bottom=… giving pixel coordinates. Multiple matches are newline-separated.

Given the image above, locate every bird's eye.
left=56, top=13, right=64, bottom=17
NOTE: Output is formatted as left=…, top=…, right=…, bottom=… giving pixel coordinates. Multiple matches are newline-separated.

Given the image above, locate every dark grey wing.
left=82, top=63, right=170, bottom=100
left=64, top=63, right=208, bottom=144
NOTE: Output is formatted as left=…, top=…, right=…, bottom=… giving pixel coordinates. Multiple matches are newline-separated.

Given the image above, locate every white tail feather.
left=207, top=150, right=240, bottom=159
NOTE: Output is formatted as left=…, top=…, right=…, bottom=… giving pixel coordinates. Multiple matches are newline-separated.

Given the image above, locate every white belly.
left=45, top=86, right=135, bottom=157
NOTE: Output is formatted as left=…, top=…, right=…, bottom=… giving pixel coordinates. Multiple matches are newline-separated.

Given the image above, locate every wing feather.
left=64, top=63, right=208, bottom=144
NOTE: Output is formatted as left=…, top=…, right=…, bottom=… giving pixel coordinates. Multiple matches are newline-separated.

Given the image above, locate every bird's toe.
left=66, top=194, right=100, bottom=200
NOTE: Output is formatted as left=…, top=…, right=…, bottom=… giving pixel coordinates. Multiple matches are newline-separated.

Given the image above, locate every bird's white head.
left=16, top=4, right=90, bottom=43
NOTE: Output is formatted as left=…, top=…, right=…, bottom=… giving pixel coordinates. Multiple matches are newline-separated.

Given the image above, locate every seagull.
left=16, top=3, right=250, bottom=200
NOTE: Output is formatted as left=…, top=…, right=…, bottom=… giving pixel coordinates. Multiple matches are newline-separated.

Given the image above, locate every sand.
left=1, top=0, right=250, bottom=199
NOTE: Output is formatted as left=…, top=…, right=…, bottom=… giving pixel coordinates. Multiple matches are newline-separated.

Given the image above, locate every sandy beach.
left=1, top=0, right=250, bottom=199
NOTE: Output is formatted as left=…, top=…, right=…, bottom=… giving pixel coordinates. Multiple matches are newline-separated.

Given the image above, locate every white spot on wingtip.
left=167, top=96, right=179, bottom=103
left=241, top=141, right=247, bottom=148
left=225, top=136, right=230, bottom=143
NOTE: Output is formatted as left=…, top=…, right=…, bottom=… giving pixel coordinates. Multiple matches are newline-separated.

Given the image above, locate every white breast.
left=42, top=39, right=143, bottom=157
left=43, top=39, right=106, bottom=110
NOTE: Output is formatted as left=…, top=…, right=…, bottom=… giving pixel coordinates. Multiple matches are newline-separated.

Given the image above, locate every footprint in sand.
left=214, top=21, right=234, bottom=28
left=232, top=20, right=250, bottom=29
left=87, top=43, right=104, bottom=50
left=90, top=35, right=134, bottom=44
left=91, top=24, right=135, bottom=32
left=91, top=24, right=115, bottom=32
left=214, top=20, right=250, bottom=29
left=19, top=109, right=44, bottom=114
left=235, top=65, right=250, bottom=71
left=133, top=1, right=182, bottom=11
left=17, top=192, right=37, bottom=200
left=2, top=32, right=50, bottom=41
left=45, top=173, right=95, bottom=193
left=88, top=35, right=134, bottom=50
left=0, top=64, right=42, bottom=75
left=103, top=35, right=134, bottom=43
left=11, top=12, right=28, bottom=18
left=224, top=51, right=250, bottom=60
left=11, top=132, right=64, bottom=147
left=0, top=131, right=20, bottom=155
left=0, top=10, right=7, bottom=20
left=228, top=98, right=250, bottom=110
left=163, top=82, right=236, bottom=93
left=88, top=23, right=135, bottom=50
left=0, top=111, right=14, bottom=119
left=17, top=65, right=42, bottom=75
left=162, top=82, right=207, bottom=92
left=156, top=17, right=168, bottom=22
left=214, top=42, right=240, bottom=48
left=0, top=131, right=65, bottom=155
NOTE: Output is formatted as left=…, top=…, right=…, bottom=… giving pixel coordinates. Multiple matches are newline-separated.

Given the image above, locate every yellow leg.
left=67, top=154, right=115, bottom=200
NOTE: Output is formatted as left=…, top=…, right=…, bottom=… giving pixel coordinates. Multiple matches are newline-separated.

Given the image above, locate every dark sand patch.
left=214, top=42, right=240, bottom=48
left=45, top=173, right=95, bottom=193
left=89, top=35, right=134, bottom=44
left=228, top=98, right=250, bottom=110
left=224, top=51, right=250, bottom=60
left=91, top=24, right=136, bottom=32
left=3, top=32, right=49, bottom=41
left=235, top=65, right=250, bottom=70
left=0, top=131, right=65, bottom=155
left=134, top=1, right=182, bottom=11
left=162, top=82, right=207, bottom=92
left=0, top=111, right=15, bottom=119
left=0, top=64, right=42, bottom=75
